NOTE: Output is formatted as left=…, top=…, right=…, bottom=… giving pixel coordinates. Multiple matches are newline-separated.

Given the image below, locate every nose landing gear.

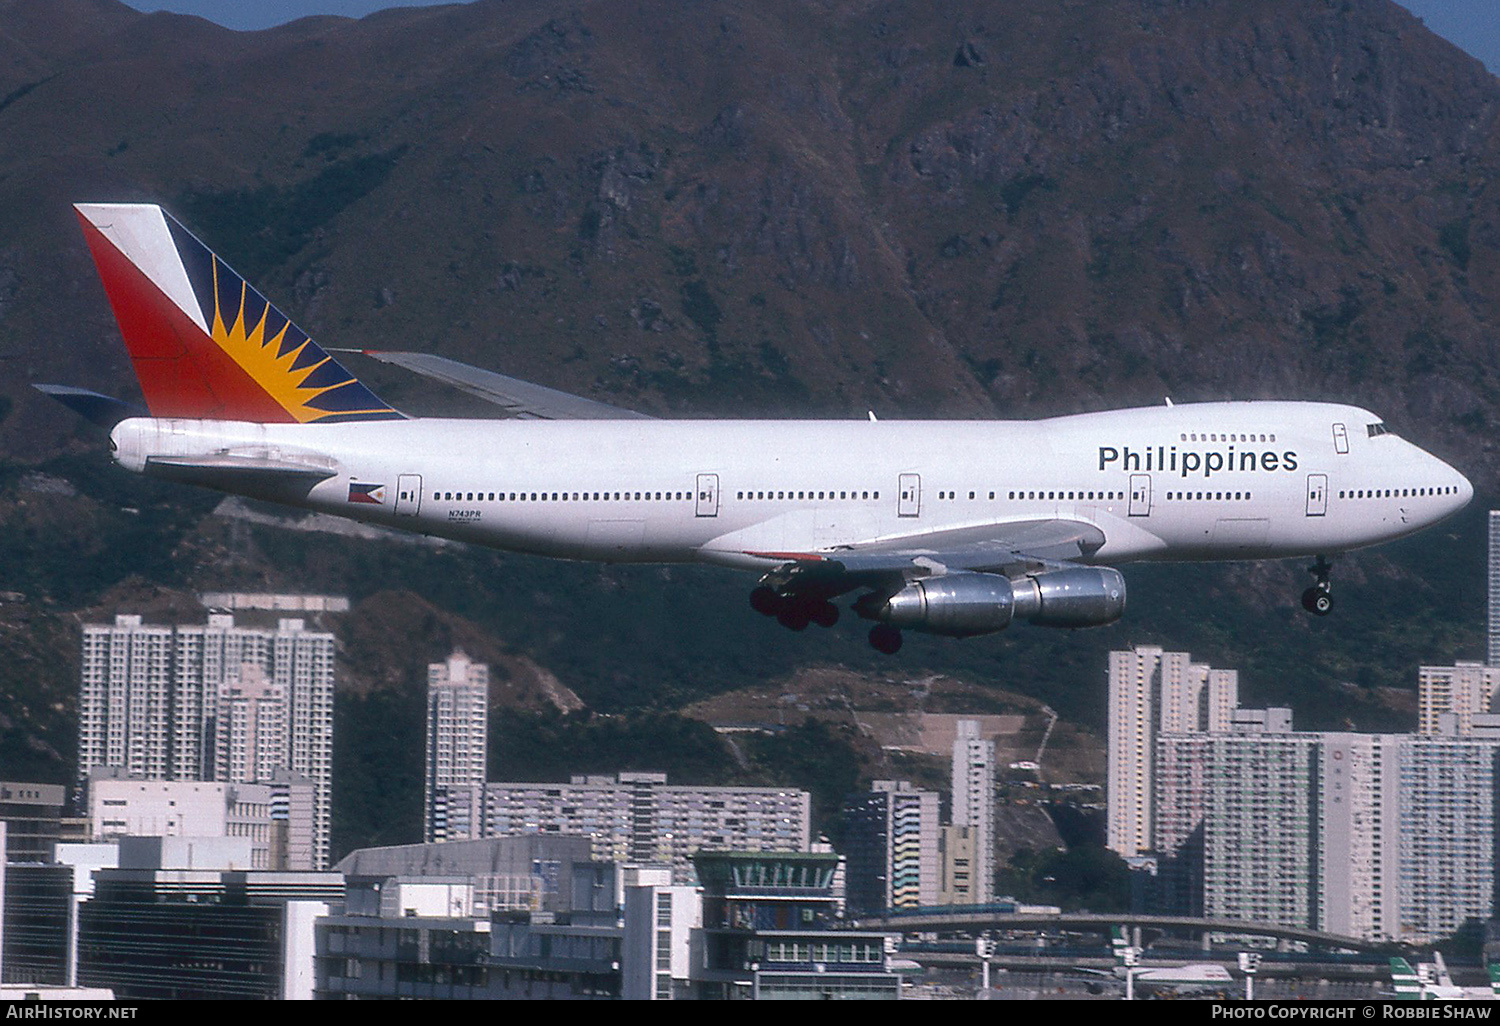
left=1301, top=556, right=1334, bottom=616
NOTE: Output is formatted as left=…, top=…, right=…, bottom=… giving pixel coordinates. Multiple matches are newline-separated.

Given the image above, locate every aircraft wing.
left=750, top=518, right=1107, bottom=589
left=352, top=350, right=653, bottom=420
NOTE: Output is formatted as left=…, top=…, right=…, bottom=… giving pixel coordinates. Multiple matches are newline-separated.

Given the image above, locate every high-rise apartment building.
left=1489, top=511, right=1500, bottom=668
left=424, top=651, right=489, bottom=843
left=1318, top=733, right=1401, bottom=942
left=1108, top=646, right=1162, bottom=857
left=1397, top=735, right=1500, bottom=944
left=215, top=665, right=289, bottom=786
left=79, top=616, right=174, bottom=785
left=1154, top=720, right=1500, bottom=944
left=1109, top=646, right=1239, bottom=857
left=949, top=719, right=994, bottom=904
left=841, top=780, right=940, bottom=913
left=1199, top=733, right=1322, bottom=929
left=442, top=773, right=810, bottom=882
left=1418, top=662, right=1500, bottom=736
left=174, top=614, right=272, bottom=780
left=78, top=613, right=336, bottom=868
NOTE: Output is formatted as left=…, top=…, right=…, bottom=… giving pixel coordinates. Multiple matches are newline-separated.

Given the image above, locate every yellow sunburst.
left=208, top=265, right=348, bottom=423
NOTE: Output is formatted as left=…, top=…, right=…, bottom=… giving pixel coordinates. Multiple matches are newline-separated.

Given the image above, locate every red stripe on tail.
left=77, top=211, right=293, bottom=422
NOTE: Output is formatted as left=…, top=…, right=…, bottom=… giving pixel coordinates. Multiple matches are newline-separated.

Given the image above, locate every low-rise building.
left=76, top=839, right=341, bottom=999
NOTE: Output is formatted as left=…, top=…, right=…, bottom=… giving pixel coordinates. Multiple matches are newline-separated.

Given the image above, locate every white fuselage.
left=109, top=400, right=1473, bottom=571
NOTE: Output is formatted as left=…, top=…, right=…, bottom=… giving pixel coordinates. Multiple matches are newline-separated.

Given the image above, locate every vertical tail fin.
left=75, top=203, right=403, bottom=423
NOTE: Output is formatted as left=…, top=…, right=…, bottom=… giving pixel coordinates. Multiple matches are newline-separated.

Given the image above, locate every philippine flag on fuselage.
left=348, top=482, right=386, bottom=505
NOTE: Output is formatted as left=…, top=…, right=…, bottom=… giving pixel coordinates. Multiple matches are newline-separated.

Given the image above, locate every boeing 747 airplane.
left=42, top=204, right=1474, bottom=653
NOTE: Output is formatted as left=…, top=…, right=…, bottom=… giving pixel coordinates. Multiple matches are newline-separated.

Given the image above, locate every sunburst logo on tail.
left=173, top=216, right=403, bottom=423
left=211, top=271, right=352, bottom=423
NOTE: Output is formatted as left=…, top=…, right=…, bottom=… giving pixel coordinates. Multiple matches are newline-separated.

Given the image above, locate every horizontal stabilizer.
left=33, top=384, right=145, bottom=428
left=352, top=350, right=652, bottom=420
left=145, top=453, right=337, bottom=489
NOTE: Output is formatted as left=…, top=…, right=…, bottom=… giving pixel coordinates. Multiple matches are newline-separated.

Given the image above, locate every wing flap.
left=352, top=350, right=652, bottom=420
left=749, top=518, right=1106, bottom=582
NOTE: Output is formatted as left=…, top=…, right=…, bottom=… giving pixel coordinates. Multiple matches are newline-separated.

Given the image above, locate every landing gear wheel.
left=869, top=624, right=903, bottom=654
left=809, top=602, right=840, bottom=629
left=750, top=587, right=783, bottom=617
left=1301, top=587, right=1333, bottom=616
left=777, top=607, right=811, bottom=632
left=1302, top=555, right=1334, bottom=617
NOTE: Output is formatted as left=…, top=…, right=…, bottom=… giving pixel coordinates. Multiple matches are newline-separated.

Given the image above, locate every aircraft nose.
left=1433, top=452, right=1473, bottom=514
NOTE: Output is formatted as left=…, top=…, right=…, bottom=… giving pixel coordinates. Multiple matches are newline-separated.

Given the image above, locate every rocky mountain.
left=0, top=0, right=1495, bottom=472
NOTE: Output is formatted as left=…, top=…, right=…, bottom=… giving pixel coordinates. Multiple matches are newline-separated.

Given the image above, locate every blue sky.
left=125, top=1, right=1500, bottom=73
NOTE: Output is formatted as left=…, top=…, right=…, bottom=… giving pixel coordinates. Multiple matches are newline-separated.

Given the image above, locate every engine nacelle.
left=1011, top=566, right=1127, bottom=628
left=868, top=573, right=1018, bottom=637
left=859, top=568, right=1126, bottom=637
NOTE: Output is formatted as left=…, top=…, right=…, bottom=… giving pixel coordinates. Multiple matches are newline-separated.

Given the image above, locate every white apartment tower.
left=78, top=612, right=336, bottom=868
left=424, top=651, right=490, bottom=842
left=1200, top=733, right=1321, bottom=928
left=1397, top=735, right=1500, bottom=944
left=174, top=614, right=272, bottom=779
left=79, top=615, right=174, bottom=785
left=1109, top=646, right=1243, bottom=858
left=1319, top=733, right=1402, bottom=942
left=950, top=719, right=995, bottom=904
left=215, top=664, right=289, bottom=786
left=1489, top=510, right=1500, bottom=667
left=1107, top=646, right=1162, bottom=857
left=1158, top=724, right=1500, bottom=944
left=1418, top=662, right=1500, bottom=736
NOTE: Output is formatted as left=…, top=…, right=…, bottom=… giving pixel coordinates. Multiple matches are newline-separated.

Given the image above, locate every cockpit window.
left=1367, top=423, right=1388, bottom=437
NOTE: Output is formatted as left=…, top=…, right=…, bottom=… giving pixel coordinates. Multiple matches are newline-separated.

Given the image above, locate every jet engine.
left=857, top=568, right=1126, bottom=637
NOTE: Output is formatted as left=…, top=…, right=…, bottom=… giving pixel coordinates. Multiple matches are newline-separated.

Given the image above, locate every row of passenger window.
left=1181, top=431, right=1276, bottom=443
left=1002, top=490, right=1123, bottom=501
left=737, top=490, right=878, bottom=500
left=431, top=482, right=1455, bottom=507
left=436, top=490, right=698, bottom=502
left=925, top=490, right=1130, bottom=501
left=1165, top=491, right=1253, bottom=501
left=1340, top=486, right=1460, bottom=499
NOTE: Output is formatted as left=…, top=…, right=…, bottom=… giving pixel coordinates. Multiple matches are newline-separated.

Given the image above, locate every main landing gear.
left=1301, top=555, right=1334, bottom=617
left=750, top=586, right=904, bottom=654
left=749, top=587, right=840, bottom=632
left=868, top=624, right=903, bottom=655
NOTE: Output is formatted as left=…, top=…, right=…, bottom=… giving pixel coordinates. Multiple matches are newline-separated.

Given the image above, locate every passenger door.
left=395, top=474, right=422, bottom=516
left=898, top=473, right=921, bottom=517
left=1129, top=474, right=1152, bottom=517
left=1305, top=474, right=1328, bottom=517
left=696, top=474, right=719, bottom=517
